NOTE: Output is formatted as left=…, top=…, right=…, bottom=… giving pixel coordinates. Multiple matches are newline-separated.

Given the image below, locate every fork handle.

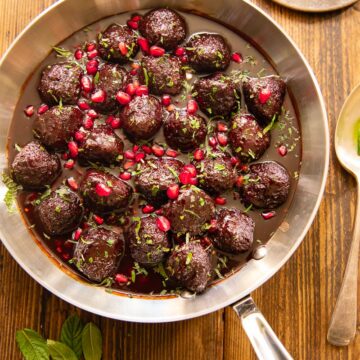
left=327, top=180, right=360, bottom=346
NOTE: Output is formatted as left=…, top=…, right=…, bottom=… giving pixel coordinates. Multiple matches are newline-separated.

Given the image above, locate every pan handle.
left=233, top=296, right=293, bottom=360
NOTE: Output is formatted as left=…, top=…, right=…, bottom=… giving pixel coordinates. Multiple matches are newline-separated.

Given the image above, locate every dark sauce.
left=8, top=9, right=301, bottom=297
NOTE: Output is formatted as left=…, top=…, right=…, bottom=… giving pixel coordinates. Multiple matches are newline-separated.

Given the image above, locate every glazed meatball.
left=196, top=153, right=237, bottom=194
left=186, top=33, right=231, bottom=73
left=162, top=186, right=215, bottom=235
left=73, top=227, right=125, bottom=282
left=134, top=158, right=184, bottom=205
left=97, top=23, right=138, bottom=63
left=33, top=105, right=83, bottom=150
left=211, top=208, right=255, bottom=253
left=163, top=110, right=207, bottom=152
left=90, top=63, right=130, bottom=113
left=193, top=73, right=239, bottom=117
left=243, top=76, right=286, bottom=125
left=121, top=95, right=164, bottom=141
left=38, top=62, right=82, bottom=105
left=139, top=55, right=185, bottom=95
left=139, top=8, right=187, bottom=50
left=166, top=242, right=211, bottom=293
left=78, top=124, right=124, bottom=165
left=80, top=169, right=133, bottom=213
left=127, top=216, right=170, bottom=266
left=34, top=186, right=83, bottom=236
left=11, top=141, right=61, bottom=190
left=229, top=113, right=271, bottom=163
left=241, top=161, right=291, bottom=209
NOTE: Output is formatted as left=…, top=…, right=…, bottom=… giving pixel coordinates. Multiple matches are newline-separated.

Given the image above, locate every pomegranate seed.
left=91, top=89, right=106, bottom=103
left=188, top=177, right=198, bottom=185
left=175, top=47, right=185, bottom=56
left=135, top=85, right=149, bottom=96
left=119, top=171, right=131, bottom=180
left=116, top=91, right=131, bottom=105
left=138, top=37, right=150, bottom=53
left=37, top=104, right=49, bottom=115
left=166, top=149, right=178, bottom=157
left=183, top=164, right=197, bottom=177
left=68, top=141, right=78, bottom=158
left=131, top=15, right=142, bottom=22
left=135, top=152, right=145, bottom=162
left=142, top=145, right=152, bottom=154
left=110, top=117, right=121, bottom=129
left=201, top=237, right=212, bottom=247
left=78, top=99, right=90, bottom=110
left=64, top=159, right=75, bottom=169
left=118, top=42, right=128, bottom=56
left=62, top=153, right=69, bottom=160
left=217, top=122, right=228, bottom=132
left=180, top=55, right=188, bottom=63
left=125, top=150, right=135, bottom=159
left=133, top=144, right=139, bottom=152
left=208, top=219, right=217, bottom=233
left=130, top=68, right=138, bottom=76
left=123, top=160, right=135, bottom=170
left=24, top=105, right=34, bottom=117
left=149, top=46, right=165, bottom=57
left=81, top=76, right=93, bottom=92
left=67, top=177, right=78, bottom=191
left=83, top=116, right=94, bottom=129
left=231, top=157, right=239, bottom=166
left=262, top=211, right=276, bottom=220
left=277, top=145, right=288, bottom=157
left=152, top=144, right=165, bottom=157
left=95, top=183, right=112, bottom=197
left=62, top=253, right=70, bottom=261
left=259, top=88, right=271, bottom=104
left=215, top=196, right=227, bottom=205
left=142, top=204, right=155, bottom=214
left=87, top=43, right=96, bottom=51
left=125, top=83, right=137, bottom=96
left=241, top=164, right=249, bottom=172
left=155, top=209, right=163, bottom=215
left=208, top=136, right=217, bottom=147
left=87, top=109, right=98, bottom=119
left=217, top=133, right=228, bottom=146
left=93, top=214, right=104, bottom=225
left=167, top=184, right=180, bottom=200
left=156, top=216, right=171, bottom=232
left=235, top=176, right=244, bottom=187
left=73, top=228, right=82, bottom=241
left=87, top=49, right=98, bottom=59
left=106, top=115, right=114, bottom=125
left=127, top=20, right=138, bottom=29
left=232, top=52, right=243, bottom=63
left=115, top=274, right=128, bottom=284
left=56, top=246, right=63, bottom=253
left=187, top=99, right=198, bottom=114
left=131, top=63, right=141, bottom=70
left=74, top=49, right=83, bottom=60
left=162, top=94, right=171, bottom=106
left=179, top=171, right=192, bottom=185
left=193, top=149, right=204, bottom=161
left=86, top=59, right=98, bottom=75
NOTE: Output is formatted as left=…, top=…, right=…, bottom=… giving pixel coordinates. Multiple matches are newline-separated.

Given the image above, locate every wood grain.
left=0, top=0, right=359, bottom=358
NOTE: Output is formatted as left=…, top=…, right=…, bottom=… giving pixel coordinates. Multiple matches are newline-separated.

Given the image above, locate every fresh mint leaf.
left=60, top=315, right=83, bottom=359
left=82, top=322, right=102, bottom=360
left=2, top=172, right=22, bottom=213
left=15, top=328, right=49, bottom=360
left=47, top=340, right=77, bottom=360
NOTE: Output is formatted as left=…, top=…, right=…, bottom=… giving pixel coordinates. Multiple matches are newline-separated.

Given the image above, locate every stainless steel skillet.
left=0, top=0, right=329, bottom=358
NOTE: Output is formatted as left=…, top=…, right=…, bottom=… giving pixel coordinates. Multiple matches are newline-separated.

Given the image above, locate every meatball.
left=241, top=161, right=291, bottom=209
left=97, top=23, right=138, bottom=63
left=211, top=208, right=255, bottom=253
left=186, top=33, right=231, bottom=73
left=196, top=153, right=237, bottom=194
left=34, top=186, right=83, bottom=236
left=73, top=227, right=125, bottom=282
left=162, top=185, right=215, bottom=235
left=127, top=216, right=170, bottom=266
left=38, top=62, right=82, bottom=105
left=134, top=158, right=184, bottom=205
left=90, top=63, right=130, bottom=113
left=163, top=110, right=207, bottom=152
left=33, top=105, right=83, bottom=150
left=193, top=73, right=239, bottom=117
left=121, top=95, right=164, bottom=141
left=80, top=169, right=133, bottom=213
left=242, top=76, right=286, bottom=125
left=166, top=242, right=211, bottom=293
left=78, top=124, right=124, bottom=165
left=139, top=8, right=187, bottom=50
left=139, top=55, right=185, bottom=95
left=11, top=141, right=61, bottom=190
left=229, top=113, right=271, bottom=163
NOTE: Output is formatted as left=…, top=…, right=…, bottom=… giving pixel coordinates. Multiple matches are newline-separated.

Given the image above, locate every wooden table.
left=0, top=0, right=359, bottom=358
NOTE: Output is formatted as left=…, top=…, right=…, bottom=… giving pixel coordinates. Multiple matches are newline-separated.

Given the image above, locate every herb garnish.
left=2, top=173, right=22, bottom=212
